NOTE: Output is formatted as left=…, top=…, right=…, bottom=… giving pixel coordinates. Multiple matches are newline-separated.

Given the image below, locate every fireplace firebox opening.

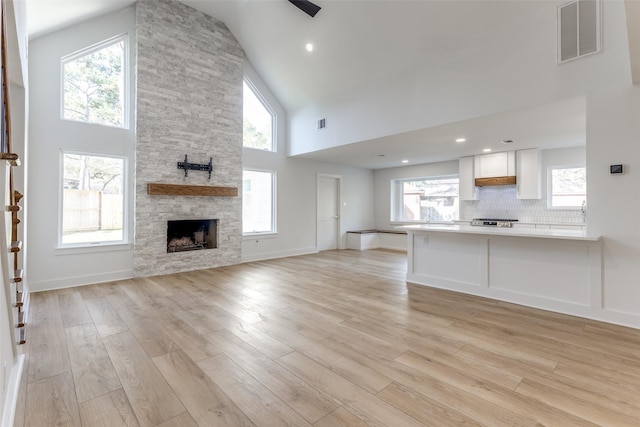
left=167, top=219, right=218, bottom=253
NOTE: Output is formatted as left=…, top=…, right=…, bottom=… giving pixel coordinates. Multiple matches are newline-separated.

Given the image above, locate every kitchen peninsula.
left=401, top=223, right=603, bottom=321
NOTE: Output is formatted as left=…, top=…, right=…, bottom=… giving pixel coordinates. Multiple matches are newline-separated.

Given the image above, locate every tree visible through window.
left=62, top=37, right=126, bottom=128
left=243, top=79, right=274, bottom=151
left=62, top=153, right=125, bottom=245
left=549, top=166, right=586, bottom=208
left=394, top=177, right=459, bottom=222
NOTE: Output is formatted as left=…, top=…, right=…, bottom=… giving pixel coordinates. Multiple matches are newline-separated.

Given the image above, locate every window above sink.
left=548, top=165, right=586, bottom=209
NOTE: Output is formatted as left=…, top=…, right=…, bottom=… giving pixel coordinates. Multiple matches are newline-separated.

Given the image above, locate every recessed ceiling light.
left=483, top=148, right=492, bottom=153
left=455, top=138, right=466, bottom=143
left=305, top=43, right=314, bottom=52
left=401, top=159, right=409, bottom=163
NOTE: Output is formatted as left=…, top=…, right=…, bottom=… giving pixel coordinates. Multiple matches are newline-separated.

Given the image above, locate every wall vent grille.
left=558, top=0, right=601, bottom=64
left=317, top=118, right=326, bottom=130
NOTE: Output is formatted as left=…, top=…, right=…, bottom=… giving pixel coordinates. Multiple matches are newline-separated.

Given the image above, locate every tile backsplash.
left=461, top=185, right=584, bottom=224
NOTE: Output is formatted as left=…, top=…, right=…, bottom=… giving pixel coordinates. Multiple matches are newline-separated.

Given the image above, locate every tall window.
left=548, top=165, right=586, bottom=208
left=61, top=152, right=125, bottom=245
left=62, top=35, right=127, bottom=128
left=392, top=176, right=459, bottom=222
left=243, top=169, right=275, bottom=234
left=243, top=79, right=275, bottom=151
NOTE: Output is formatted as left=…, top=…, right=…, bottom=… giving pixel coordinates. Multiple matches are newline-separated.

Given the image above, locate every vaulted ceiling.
left=28, top=1, right=547, bottom=113
left=26, top=0, right=597, bottom=168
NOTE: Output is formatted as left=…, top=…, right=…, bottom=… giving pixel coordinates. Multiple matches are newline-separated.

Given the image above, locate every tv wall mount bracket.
left=177, top=155, right=213, bottom=179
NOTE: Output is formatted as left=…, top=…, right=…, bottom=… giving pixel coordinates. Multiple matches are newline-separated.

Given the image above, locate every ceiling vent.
left=558, top=0, right=601, bottom=63
left=317, top=118, right=326, bottom=130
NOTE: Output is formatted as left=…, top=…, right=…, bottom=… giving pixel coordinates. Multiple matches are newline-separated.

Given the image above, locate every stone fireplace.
left=134, top=0, right=243, bottom=276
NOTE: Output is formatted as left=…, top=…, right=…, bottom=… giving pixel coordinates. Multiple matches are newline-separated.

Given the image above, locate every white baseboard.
left=379, top=244, right=408, bottom=252
left=29, top=269, right=134, bottom=292
left=2, top=354, right=24, bottom=427
left=407, top=278, right=640, bottom=330
left=242, top=247, right=318, bottom=263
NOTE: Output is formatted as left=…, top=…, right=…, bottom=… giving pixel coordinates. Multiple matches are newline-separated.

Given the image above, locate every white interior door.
left=317, top=175, right=340, bottom=251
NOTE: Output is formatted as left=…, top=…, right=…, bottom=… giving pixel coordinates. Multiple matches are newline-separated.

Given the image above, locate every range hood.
left=473, top=151, right=516, bottom=187
left=475, top=176, right=516, bottom=187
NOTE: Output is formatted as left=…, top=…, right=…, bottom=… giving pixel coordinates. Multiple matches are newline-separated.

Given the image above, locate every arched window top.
left=243, top=78, right=275, bottom=152
left=62, top=35, right=129, bottom=129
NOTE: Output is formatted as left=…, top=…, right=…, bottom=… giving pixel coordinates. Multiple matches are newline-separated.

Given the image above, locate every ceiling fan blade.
left=288, top=0, right=321, bottom=17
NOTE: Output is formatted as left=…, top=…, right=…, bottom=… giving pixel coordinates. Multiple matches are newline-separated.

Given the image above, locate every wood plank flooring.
left=13, top=249, right=640, bottom=426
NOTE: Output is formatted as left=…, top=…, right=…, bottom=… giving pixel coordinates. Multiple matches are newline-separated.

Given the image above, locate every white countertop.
left=399, top=224, right=600, bottom=241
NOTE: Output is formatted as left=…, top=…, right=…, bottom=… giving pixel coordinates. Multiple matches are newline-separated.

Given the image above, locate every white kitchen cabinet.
left=405, top=228, right=602, bottom=322
left=459, top=156, right=478, bottom=200
left=474, top=151, right=516, bottom=178
left=516, top=149, right=541, bottom=199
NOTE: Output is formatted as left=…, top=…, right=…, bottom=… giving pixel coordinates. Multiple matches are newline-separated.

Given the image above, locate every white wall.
left=586, top=86, right=640, bottom=322
left=242, top=62, right=374, bottom=262
left=242, top=155, right=375, bottom=262
left=27, top=8, right=136, bottom=291
left=542, top=146, right=586, bottom=173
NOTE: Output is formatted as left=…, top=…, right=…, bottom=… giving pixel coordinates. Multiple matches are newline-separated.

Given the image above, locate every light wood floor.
left=13, top=249, right=640, bottom=426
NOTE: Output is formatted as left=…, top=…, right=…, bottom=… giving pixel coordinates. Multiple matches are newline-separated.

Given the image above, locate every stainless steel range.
left=470, top=218, right=518, bottom=227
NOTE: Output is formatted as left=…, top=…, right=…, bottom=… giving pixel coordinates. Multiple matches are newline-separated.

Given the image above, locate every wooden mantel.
left=147, top=183, right=238, bottom=197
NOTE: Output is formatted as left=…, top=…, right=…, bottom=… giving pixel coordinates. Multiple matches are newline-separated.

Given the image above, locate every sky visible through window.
left=243, top=80, right=273, bottom=151
left=63, top=38, right=126, bottom=128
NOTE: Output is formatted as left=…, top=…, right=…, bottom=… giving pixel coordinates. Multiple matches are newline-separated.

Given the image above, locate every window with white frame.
left=243, top=79, right=275, bottom=151
left=392, top=176, right=459, bottom=222
left=62, top=35, right=128, bottom=128
left=61, top=152, right=126, bottom=245
left=243, top=169, right=276, bottom=234
left=548, top=165, right=586, bottom=208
